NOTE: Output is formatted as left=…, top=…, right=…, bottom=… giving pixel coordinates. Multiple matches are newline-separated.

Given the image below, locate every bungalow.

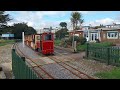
left=68, top=24, right=120, bottom=44
left=1, top=33, right=14, bottom=39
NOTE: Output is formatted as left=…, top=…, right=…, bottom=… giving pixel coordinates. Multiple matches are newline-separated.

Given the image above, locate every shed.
left=1, top=34, right=14, bottom=39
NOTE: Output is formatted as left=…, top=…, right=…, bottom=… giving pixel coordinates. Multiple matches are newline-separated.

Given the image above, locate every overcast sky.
left=6, top=11, right=120, bottom=31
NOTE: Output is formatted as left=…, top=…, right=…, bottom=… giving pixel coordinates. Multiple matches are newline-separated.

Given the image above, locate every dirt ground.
left=0, top=44, right=13, bottom=79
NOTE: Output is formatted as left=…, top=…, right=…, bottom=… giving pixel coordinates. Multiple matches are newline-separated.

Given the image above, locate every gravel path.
left=65, top=54, right=116, bottom=78
left=41, top=63, right=79, bottom=79
left=0, top=44, right=13, bottom=79
left=18, top=43, right=41, bottom=59
left=54, top=46, right=116, bottom=78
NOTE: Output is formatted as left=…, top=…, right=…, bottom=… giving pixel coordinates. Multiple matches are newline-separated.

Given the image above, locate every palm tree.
left=79, top=19, right=84, bottom=29
left=70, top=17, right=75, bottom=48
left=70, top=11, right=84, bottom=51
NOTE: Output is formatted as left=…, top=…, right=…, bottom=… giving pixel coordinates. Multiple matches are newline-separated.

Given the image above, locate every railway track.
left=13, top=43, right=95, bottom=79
left=48, top=56, right=95, bottom=79
left=48, top=47, right=95, bottom=79
left=12, top=43, right=54, bottom=79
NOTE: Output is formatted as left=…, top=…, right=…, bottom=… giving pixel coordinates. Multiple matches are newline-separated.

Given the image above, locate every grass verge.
left=0, top=40, right=15, bottom=46
left=94, top=67, right=120, bottom=79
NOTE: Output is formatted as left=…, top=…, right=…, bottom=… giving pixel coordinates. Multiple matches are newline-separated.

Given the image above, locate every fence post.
left=107, top=47, right=110, bottom=65
left=12, top=49, right=15, bottom=78
left=12, top=49, right=15, bottom=52
left=21, top=57, right=25, bottom=62
left=21, top=57, right=26, bottom=79
left=86, top=43, right=89, bottom=58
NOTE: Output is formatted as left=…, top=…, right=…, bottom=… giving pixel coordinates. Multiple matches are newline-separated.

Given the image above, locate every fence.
left=86, top=43, right=120, bottom=66
left=12, top=49, right=40, bottom=79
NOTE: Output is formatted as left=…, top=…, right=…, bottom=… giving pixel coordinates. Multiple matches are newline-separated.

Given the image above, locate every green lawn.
left=0, top=40, right=15, bottom=46
left=54, top=39, right=61, bottom=46
left=76, top=42, right=113, bottom=51
left=90, top=42, right=113, bottom=47
left=95, top=67, right=120, bottom=79
left=77, top=44, right=87, bottom=51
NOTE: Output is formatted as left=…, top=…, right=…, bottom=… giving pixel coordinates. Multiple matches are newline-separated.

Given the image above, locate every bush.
left=79, top=37, right=87, bottom=45
left=77, top=44, right=87, bottom=51
left=66, top=36, right=87, bottom=45
left=60, top=38, right=68, bottom=48
left=55, top=39, right=61, bottom=46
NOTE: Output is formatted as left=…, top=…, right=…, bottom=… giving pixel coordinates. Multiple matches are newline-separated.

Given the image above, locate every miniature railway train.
left=24, top=32, right=54, bottom=55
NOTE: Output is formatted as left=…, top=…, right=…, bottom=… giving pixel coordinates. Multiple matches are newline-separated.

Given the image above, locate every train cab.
left=39, top=32, right=54, bottom=55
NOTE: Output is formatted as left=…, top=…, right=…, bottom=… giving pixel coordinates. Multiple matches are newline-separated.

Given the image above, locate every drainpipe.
left=88, top=30, right=90, bottom=42
left=99, top=30, right=101, bottom=41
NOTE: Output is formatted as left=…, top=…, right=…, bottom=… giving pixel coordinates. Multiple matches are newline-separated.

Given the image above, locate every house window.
left=74, top=34, right=79, bottom=37
left=107, top=31, right=118, bottom=39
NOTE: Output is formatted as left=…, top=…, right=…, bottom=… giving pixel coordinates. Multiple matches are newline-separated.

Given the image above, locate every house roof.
left=98, top=27, right=120, bottom=30
left=68, top=30, right=84, bottom=32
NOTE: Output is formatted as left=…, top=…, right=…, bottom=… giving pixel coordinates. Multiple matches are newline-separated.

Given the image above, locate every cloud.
left=6, top=11, right=69, bottom=30
left=83, top=18, right=115, bottom=26
left=6, top=11, right=120, bottom=32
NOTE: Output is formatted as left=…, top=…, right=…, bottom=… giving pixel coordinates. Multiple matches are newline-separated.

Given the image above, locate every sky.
left=5, top=11, right=120, bottom=31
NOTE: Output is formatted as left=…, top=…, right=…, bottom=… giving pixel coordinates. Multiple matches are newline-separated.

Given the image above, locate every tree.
left=0, top=11, right=11, bottom=35
left=55, top=28, right=69, bottom=39
left=0, top=11, right=11, bottom=26
left=13, top=22, right=37, bottom=39
left=79, top=19, right=84, bottom=29
left=71, top=12, right=84, bottom=30
left=59, top=22, right=67, bottom=29
left=70, top=11, right=84, bottom=52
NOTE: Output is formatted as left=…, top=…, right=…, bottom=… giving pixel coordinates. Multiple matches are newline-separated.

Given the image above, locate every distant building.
left=68, top=24, right=120, bottom=44
left=1, top=33, right=14, bottom=39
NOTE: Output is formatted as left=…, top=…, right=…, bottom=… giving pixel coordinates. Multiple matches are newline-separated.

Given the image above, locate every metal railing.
left=86, top=43, right=120, bottom=66
left=12, top=49, right=40, bottom=79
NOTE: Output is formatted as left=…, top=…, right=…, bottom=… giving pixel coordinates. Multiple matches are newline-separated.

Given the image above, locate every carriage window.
left=44, top=34, right=52, bottom=40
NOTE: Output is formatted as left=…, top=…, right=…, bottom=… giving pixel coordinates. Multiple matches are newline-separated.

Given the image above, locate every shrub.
left=79, top=37, right=87, bottom=45
left=60, top=38, right=68, bottom=47
left=66, top=36, right=87, bottom=45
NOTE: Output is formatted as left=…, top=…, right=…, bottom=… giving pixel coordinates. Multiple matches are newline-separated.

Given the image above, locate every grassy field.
left=95, top=67, right=120, bottom=79
left=0, top=40, right=15, bottom=46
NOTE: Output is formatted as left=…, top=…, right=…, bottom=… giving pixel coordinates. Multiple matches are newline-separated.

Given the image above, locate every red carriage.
left=24, top=32, right=54, bottom=55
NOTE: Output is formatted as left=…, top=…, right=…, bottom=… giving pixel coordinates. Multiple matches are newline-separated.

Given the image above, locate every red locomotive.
left=24, top=32, right=54, bottom=55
